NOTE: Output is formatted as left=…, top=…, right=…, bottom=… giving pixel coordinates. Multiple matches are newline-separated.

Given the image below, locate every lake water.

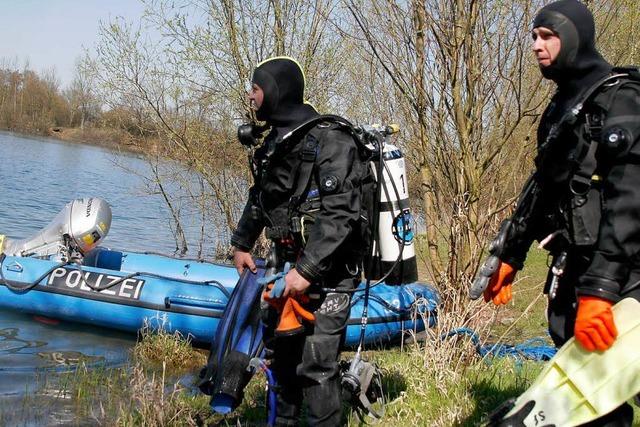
left=0, top=131, right=209, bottom=424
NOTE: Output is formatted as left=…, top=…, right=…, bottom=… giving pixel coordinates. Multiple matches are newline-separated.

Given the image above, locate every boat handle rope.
left=0, top=253, right=69, bottom=293
left=0, top=253, right=230, bottom=299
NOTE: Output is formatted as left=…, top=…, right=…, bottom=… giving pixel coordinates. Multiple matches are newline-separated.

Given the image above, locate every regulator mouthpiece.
left=237, top=123, right=268, bottom=147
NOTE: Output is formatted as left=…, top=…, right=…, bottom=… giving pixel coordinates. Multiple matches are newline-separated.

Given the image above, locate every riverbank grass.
left=54, top=333, right=544, bottom=426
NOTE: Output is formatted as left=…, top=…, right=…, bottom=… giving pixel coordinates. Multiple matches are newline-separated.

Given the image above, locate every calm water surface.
left=0, top=131, right=208, bottom=424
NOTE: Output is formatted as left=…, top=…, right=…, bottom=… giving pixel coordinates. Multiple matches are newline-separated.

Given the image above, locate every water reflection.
left=0, top=311, right=131, bottom=377
left=0, top=328, right=46, bottom=354
left=36, top=351, right=105, bottom=368
left=0, top=310, right=133, bottom=424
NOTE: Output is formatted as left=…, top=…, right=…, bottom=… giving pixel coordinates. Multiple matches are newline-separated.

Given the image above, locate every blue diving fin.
left=488, top=297, right=640, bottom=427
left=198, top=259, right=266, bottom=414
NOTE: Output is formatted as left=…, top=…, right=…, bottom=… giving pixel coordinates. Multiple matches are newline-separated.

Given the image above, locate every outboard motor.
left=0, top=198, right=112, bottom=261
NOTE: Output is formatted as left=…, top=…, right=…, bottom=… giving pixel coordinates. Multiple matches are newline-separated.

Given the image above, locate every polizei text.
left=47, top=268, right=145, bottom=300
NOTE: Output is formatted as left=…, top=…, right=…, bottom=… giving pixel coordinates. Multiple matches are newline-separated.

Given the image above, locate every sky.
left=0, top=0, right=146, bottom=87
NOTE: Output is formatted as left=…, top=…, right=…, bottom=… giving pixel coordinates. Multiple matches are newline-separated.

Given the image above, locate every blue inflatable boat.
left=0, top=248, right=438, bottom=347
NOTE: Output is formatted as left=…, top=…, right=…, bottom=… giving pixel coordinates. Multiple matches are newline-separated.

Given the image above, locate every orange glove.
left=275, top=298, right=315, bottom=336
left=262, top=284, right=315, bottom=336
left=483, top=261, right=516, bottom=305
left=574, top=296, right=618, bottom=352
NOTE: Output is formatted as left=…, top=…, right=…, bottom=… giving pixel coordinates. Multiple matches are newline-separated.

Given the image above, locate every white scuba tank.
left=369, top=141, right=418, bottom=285
left=0, top=198, right=112, bottom=260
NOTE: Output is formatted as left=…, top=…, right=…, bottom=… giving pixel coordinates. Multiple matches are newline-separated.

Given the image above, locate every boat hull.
left=0, top=249, right=438, bottom=347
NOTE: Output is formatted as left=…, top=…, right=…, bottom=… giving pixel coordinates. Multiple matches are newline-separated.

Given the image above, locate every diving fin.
left=489, top=297, right=640, bottom=427
left=198, top=259, right=266, bottom=414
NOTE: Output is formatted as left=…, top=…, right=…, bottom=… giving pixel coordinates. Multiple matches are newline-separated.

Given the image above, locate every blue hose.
left=264, top=366, right=277, bottom=427
left=249, top=358, right=278, bottom=426
left=443, top=328, right=557, bottom=362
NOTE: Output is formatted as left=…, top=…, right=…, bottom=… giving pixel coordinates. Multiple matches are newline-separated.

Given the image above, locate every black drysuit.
left=500, top=1, right=640, bottom=425
left=231, top=117, right=368, bottom=286
left=231, top=58, right=368, bottom=426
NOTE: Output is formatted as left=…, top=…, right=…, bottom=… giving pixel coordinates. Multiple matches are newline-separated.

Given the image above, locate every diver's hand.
left=283, top=268, right=311, bottom=297
left=232, top=247, right=257, bottom=275
left=574, top=296, right=618, bottom=352
left=483, top=261, right=516, bottom=305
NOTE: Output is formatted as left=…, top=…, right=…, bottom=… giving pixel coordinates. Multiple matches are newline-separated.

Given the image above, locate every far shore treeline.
left=0, top=66, right=71, bottom=134
left=2, top=0, right=639, bottom=315
left=0, top=59, right=151, bottom=149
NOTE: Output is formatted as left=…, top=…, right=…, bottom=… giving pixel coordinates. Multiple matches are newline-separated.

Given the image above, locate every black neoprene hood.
left=533, top=0, right=607, bottom=85
left=251, top=57, right=306, bottom=123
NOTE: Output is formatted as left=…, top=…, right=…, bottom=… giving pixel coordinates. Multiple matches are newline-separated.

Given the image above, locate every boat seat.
left=83, top=248, right=123, bottom=271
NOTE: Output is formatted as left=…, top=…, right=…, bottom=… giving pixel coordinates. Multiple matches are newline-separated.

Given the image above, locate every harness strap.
left=355, top=362, right=385, bottom=420
left=570, top=74, right=640, bottom=197
left=570, top=124, right=600, bottom=199
left=538, top=71, right=632, bottom=154
left=291, top=130, right=321, bottom=202
left=286, top=117, right=359, bottom=236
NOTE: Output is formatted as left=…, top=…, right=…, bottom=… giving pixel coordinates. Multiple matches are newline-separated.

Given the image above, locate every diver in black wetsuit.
left=231, top=57, right=368, bottom=426
left=483, top=1, right=640, bottom=425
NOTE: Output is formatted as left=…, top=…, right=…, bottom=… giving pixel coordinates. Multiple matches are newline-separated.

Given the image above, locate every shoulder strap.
left=572, top=69, right=640, bottom=194
left=290, top=129, right=321, bottom=207
left=612, top=65, right=640, bottom=81
left=539, top=71, right=632, bottom=153
left=288, top=115, right=359, bottom=206
left=280, top=114, right=355, bottom=144
left=570, top=131, right=600, bottom=198
left=538, top=70, right=638, bottom=198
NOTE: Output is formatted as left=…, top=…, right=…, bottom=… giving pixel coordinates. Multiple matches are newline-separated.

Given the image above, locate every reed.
left=133, top=320, right=208, bottom=373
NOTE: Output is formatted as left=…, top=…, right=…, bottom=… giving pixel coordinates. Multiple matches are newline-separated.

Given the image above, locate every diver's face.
left=248, top=83, right=264, bottom=112
left=532, top=27, right=561, bottom=68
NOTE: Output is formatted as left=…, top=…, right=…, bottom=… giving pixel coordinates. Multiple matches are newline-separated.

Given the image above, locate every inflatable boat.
left=0, top=199, right=438, bottom=347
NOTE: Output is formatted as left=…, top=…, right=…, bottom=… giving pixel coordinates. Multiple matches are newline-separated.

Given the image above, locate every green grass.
left=339, top=347, right=542, bottom=426
left=504, top=247, right=550, bottom=338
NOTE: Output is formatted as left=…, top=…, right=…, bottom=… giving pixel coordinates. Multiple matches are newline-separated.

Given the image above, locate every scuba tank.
left=361, top=125, right=418, bottom=285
